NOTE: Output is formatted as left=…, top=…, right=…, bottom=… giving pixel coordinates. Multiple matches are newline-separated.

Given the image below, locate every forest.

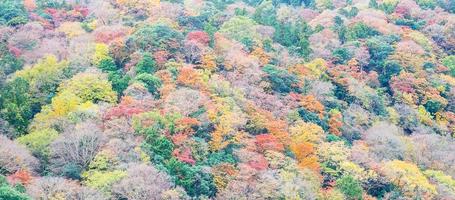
left=0, top=0, right=455, bottom=199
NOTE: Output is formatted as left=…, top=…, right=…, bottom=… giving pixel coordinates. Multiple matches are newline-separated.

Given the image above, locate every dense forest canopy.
left=0, top=0, right=455, bottom=199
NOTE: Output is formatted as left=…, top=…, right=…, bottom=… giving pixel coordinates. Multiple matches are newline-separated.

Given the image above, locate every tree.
left=15, top=55, right=69, bottom=107
left=135, top=73, right=162, bottom=97
left=262, top=64, right=301, bottom=93
left=289, top=121, right=324, bottom=171
left=443, top=55, right=455, bottom=77
left=336, top=175, right=363, bottom=200
left=0, top=78, right=33, bottom=134
left=0, top=135, right=39, bottom=174
left=82, top=169, right=126, bottom=195
left=93, top=43, right=111, bottom=66
left=0, top=174, right=30, bottom=200
left=273, top=20, right=312, bottom=58
left=409, top=134, right=455, bottom=177
left=165, top=158, right=216, bottom=197
left=17, top=128, right=59, bottom=161
left=300, top=95, right=324, bottom=118
left=363, top=122, right=406, bottom=161
left=143, top=131, right=174, bottom=161
left=183, top=39, right=205, bottom=64
left=176, top=66, right=204, bottom=88
left=345, top=22, right=379, bottom=41
left=0, top=1, right=28, bottom=26
left=0, top=42, right=23, bottom=82
left=49, top=122, right=106, bottom=176
left=129, top=23, right=183, bottom=53
left=382, top=160, right=437, bottom=199
left=57, top=72, right=117, bottom=104
left=97, top=57, right=130, bottom=95
left=328, top=109, right=342, bottom=136
left=255, top=134, right=285, bottom=152
left=415, top=0, right=436, bottom=9
left=135, top=53, right=157, bottom=74
left=164, top=88, right=209, bottom=117
left=366, top=35, right=397, bottom=71
left=112, top=164, right=185, bottom=200
left=186, top=31, right=210, bottom=45
left=219, top=16, right=262, bottom=44
left=56, top=22, right=85, bottom=38
left=26, top=177, right=105, bottom=200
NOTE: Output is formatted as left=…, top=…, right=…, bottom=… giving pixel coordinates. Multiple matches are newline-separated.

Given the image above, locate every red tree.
left=255, top=134, right=284, bottom=152
left=186, top=31, right=210, bottom=46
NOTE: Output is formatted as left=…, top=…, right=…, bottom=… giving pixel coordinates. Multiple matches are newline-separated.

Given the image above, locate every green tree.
left=129, top=23, right=183, bottom=53
left=143, top=130, right=174, bottom=161
left=17, top=128, right=59, bottom=161
left=442, top=55, right=455, bottom=77
left=263, top=65, right=301, bottom=94
left=97, top=57, right=130, bottom=95
left=165, top=159, right=216, bottom=197
left=336, top=175, right=363, bottom=200
left=252, top=1, right=277, bottom=26
left=0, top=175, right=30, bottom=200
left=273, top=20, right=312, bottom=58
left=136, top=54, right=157, bottom=74
left=15, top=55, right=70, bottom=106
left=415, top=0, right=436, bottom=9
left=333, top=16, right=347, bottom=44
left=0, top=43, right=23, bottom=86
left=346, top=22, right=380, bottom=41
left=332, top=48, right=352, bottom=64
left=219, top=16, right=261, bottom=43
left=135, top=74, right=162, bottom=97
left=0, top=78, right=33, bottom=135
left=424, top=99, right=443, bottom=114
left=366, top=35, right=398, bottom=71
left=0, top=0, right=28, bottom=26
left=379, top=61, right=402, bottom=88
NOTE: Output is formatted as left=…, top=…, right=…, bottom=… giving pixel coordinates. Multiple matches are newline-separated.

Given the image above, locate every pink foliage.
left=390, top=73, right=418, bottom=94
left=103, top=96, right=152, bottom=120
left=171, top=133, right=188, bottom=146
left=173, top=148, right=196, bottom=165
left=186, top=31, right=210, bottom=46
left=247, top=154, right=268, bottom=170
left=153, top=50, right=169, bottom=67
left=94, top=26, right=129, bottom=44
left=7, top=170, right=32, bottom=185
left=255, top=134, right=284, bottom=152
left=8, top=45, right=21, bottom=57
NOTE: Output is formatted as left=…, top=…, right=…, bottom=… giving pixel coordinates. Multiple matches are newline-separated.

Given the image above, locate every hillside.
left=0, top=0, right=455, bottom=199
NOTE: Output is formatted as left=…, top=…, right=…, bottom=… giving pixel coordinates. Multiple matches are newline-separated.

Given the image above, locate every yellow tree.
left=289, top=121, right=324, bottom=171
left=208, top=96, right=247, bottom=151
left=301, top=95, right=325, bottom=118
left=382, top=160, right=437, bottom=199
left=15, top=55, right=69, bottom=105
left=30, top=72, right=116, bottom=131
